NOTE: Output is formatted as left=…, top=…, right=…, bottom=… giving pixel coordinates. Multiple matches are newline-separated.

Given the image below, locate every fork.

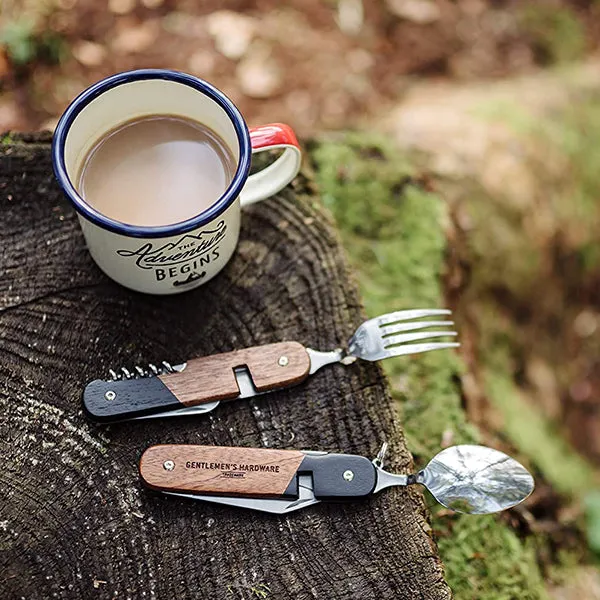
left=83, top=308, right=459, bottom=422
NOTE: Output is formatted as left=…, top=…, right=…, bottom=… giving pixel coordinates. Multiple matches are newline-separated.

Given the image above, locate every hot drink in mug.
left=52, top=69, right=302, bottom=294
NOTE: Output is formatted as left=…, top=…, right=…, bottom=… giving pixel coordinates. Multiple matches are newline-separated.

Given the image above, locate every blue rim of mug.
left=52, top=69, right=252, bottom=239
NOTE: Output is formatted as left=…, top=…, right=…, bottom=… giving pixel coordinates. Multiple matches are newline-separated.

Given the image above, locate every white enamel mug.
left=52, top=69, right=302, bottom=294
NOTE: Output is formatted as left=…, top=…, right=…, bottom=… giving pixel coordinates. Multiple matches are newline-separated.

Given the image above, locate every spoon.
left=374, top=444, right=535, bottom=514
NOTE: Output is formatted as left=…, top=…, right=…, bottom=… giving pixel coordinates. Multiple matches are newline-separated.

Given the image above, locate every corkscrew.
left=107, top=361, right=187, bottom=382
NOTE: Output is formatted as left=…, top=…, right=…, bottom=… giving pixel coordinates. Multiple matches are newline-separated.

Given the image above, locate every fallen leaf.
left=236, top=44, right=282, bottom=99
left=207, top=10, right=255, bottom=60
left=336, top=0, right=364, bottom=35
left=111, top=21, right=158, bottom=54
left=187, top=50, right=215, bottom=75
left=72, top=40, right=107, bottom=67
left=109, top=0, right=136, bottom=15
left=574, top=310, right=599, bottom=338
left=386, top=0, right=441, bottom=24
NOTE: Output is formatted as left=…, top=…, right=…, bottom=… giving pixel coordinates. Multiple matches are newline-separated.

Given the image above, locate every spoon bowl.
left=416, top=445, right=534, bottom=514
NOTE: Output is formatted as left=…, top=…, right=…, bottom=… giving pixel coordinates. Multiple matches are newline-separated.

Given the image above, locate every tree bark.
left=0, top=134, right=450, bottom=600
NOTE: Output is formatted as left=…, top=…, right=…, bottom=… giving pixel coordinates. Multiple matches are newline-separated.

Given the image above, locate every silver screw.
left=163, top=460, right=175, bottom=471
left=343, top=470, right=354, bottom=482
left=278, top=356, right=289, bottom=367
left=104, top=390, right=116, bottom=401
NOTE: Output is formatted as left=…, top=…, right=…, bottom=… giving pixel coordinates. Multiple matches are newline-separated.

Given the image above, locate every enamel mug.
left=52, top=69, right=302, bottom=295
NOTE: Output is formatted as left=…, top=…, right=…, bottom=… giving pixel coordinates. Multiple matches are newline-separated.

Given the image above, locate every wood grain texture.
left=159, top=341, right=310, bottom=405
left=140, top=445, right=305, bottom=496
left=0, top=133, right=450, bottom=600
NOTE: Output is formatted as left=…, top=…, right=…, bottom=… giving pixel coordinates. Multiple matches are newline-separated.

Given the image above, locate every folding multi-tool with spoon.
left=139, top=443, right=534, bottom=515
left=84, top=308, right=459, bottom=422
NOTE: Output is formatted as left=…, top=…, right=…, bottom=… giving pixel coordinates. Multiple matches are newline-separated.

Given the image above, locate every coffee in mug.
left=52, top=69, right=302, bottom=295
left=77, top=115, right=236, bottom=227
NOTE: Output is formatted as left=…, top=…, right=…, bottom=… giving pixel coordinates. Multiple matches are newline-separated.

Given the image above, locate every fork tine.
left=382, top=341, right=460, bottom=357
left=380, top=320, right=454, bottom=337
left=376, top=309, right=451, bottom=327
left=382, top=331, right=457, bottom=348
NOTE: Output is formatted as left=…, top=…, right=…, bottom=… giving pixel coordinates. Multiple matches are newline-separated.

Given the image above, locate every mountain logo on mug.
left=116, top=220, right=227, bottom=270
left=115, top=220, right=226, bottom=285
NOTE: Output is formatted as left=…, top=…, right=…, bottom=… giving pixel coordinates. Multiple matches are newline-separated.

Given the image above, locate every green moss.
left=312, top=133, right=545, bottom=599
left=486, top=370, right=600, bottom=558
left=449, top=88, right=600, bottom=566
left=1, top=134, right=15, bottom=145
left=520, top=5, right=586, bottom=64
left=437, top=516, right=548, bottom=600
left=477, top=92, right=600, bottom=273
left=312, top=135, right=477, bottom=456
left=485, top=371, right=597, bottom=498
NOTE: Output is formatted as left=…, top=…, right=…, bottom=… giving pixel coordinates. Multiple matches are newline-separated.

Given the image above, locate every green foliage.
left=455, top=88, right=600, bottom=569
left=585, top=491, right=600, bottom=555
left=437, top=515, right=547, bottom=600
left=521, top=5, right=586, bottom=64
left=0, top=18, right=37, bottom=65
left=312, top=134, right=477, bottom=456
left=485, top=371, right=597, bottom=499
left=489, top=95, right=600, bottom=261
left=312, top=133, right=545, bottom=598
left=551, top=100, right=600, bottom=271
left=0, top=17, right=67, bottom=66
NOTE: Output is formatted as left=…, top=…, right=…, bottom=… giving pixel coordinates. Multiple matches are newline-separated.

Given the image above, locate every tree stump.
left=0, top=134, right=450, bottom=600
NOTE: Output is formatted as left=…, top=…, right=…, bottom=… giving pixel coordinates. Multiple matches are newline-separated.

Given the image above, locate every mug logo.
left=116, top=220, right=227, bottom=285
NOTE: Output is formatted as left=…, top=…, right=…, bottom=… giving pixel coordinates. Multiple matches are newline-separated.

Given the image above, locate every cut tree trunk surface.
left=0, top=134, right=450, bottom=600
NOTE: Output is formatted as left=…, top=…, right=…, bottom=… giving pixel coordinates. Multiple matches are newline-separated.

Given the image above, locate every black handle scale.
left=284, top=453, right=377, bottom=499
left=83, top=377, right=183, bottom=423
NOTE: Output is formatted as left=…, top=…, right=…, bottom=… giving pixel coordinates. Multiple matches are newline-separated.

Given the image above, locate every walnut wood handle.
left=140, top=445, right=306, bottom=498
left=83, top=341, right=311, bottom=422
left=139, top=445, right=378, bottom=501
left=160, top=341, right=310, bottom=405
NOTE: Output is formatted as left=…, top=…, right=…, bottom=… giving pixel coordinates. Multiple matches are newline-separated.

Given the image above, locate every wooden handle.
left=83, top=341, right=311, bottom=422
left=140, top=445, right=305, bottom=498
left=159, top=341, right=310, bottom=406
left=140, top=445, right=379, bottom=501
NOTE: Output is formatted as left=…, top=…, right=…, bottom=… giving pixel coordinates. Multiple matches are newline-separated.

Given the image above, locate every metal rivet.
left=343, top=470, right=354, bottom=482
left=278, top=356, right=289, bottom=367
left=104, top=391, right=116, bottom=401
left=163, top=460, right=175, bottom=471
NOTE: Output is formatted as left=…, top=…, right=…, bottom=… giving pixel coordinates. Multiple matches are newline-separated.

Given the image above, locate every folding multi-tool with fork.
left=83, top=308, right=459, bottom=422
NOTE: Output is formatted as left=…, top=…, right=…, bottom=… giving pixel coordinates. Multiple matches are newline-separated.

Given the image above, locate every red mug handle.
left=239, top=123, right=302, bottom=207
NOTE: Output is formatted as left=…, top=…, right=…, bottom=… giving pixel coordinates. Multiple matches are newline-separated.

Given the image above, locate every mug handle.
left=239, top=123, right=302, bottom=207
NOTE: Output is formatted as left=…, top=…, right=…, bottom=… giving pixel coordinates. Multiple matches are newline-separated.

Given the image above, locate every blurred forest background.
left=2, top=1, right=600, bottom=599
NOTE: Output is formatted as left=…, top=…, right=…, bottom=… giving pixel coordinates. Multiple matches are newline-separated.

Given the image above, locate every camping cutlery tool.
left=139, top=443, right=534, bottom=515
left=84, top=308, right=459, bottom=422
